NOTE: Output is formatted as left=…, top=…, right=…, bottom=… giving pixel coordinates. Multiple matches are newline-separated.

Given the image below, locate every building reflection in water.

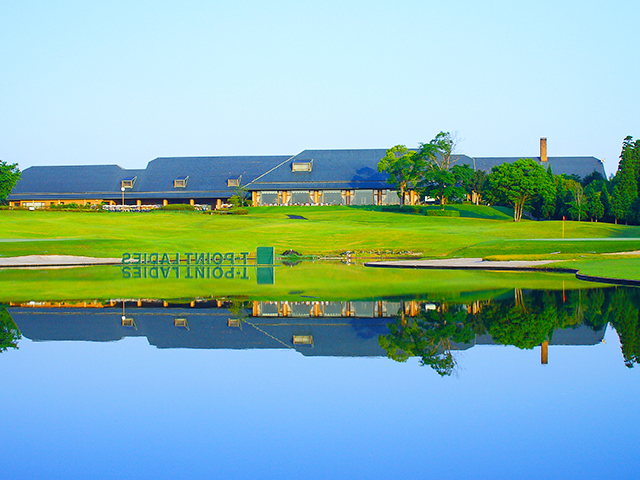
left=7, top=284, right=636, bottom=376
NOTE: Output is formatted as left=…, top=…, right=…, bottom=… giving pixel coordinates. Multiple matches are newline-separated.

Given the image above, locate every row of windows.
left=256, top=190, right=401, bottom=206
left=120, top=175, right=241, bottom=189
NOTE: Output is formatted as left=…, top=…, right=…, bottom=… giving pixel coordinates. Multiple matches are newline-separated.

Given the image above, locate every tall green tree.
left=568, top=183, right=588, bottom=221
left=0, top=160, right=21, bottom=203
left=611, top=171, right=636, bottom=223
left=417, top=132, right=462, bottom=208
left=486, top=158, right=556, bottom=222
left=468, top=169, right=488, bottom=205
left=586, top=188, right=605, bottom=222
left=531, top=165, right=556, bottom=219
left=611, top=136, right=640, bottom=224
left=378, top=145, right=423, bottom=204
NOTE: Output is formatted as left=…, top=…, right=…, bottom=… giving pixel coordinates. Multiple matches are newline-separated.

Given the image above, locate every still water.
left=2, top=286, right=639, bottom=479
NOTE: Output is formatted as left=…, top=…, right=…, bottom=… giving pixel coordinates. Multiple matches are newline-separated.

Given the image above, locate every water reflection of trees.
left=380, top=287, right=640, bottom=375
left=0, top=306, right=21, bottom=352
left=379, top=303, right=474, bottom=376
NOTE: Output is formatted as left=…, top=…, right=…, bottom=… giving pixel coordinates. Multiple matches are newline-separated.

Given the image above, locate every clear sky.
left=1, top=0, right=638, bottom=176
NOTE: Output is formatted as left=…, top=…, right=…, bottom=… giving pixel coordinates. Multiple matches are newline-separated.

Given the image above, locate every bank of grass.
left=1, top=205, right=640, bottom=285
left=555, top=256, right=640, bottom=282
left=1, top=206, right=638, bottom=257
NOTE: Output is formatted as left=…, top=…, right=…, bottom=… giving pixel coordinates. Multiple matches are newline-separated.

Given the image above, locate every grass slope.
left=1, top=206, right=640, bottom=291
left=1, top=206, right=639, bottom=257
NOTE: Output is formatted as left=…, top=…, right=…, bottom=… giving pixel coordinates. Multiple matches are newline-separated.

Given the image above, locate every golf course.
left=1, top=204, right=639, bottom=301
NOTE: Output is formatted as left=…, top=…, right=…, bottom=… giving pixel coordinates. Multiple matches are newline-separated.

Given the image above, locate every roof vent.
left=292, top=160, right=313, bottom=172
left=121, top=176, right=137, bottom=189
left=174, top=175, right=188, bottom=188
left=227, top=176, right=242, bottom=187
left=293, top=334, right=313, bottom=345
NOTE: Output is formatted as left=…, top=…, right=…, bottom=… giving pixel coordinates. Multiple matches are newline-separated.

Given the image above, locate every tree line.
left=379, top=286, right=640, bottom=376
left=379, top=134, right=640, bottom=223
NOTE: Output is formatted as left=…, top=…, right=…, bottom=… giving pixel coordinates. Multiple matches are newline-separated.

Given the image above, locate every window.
left=291, top=160, right=313, bottom=172
left=258, top=192, right=278, bottom=206
left=122, top=318, right=136, bottom=329
left=323, top=191, right=342, bottom=205
left=121, top=176, right=137, bottom=189
left=227, top=176, right=242, bottom=187
left=174, top=318, right=189, bottom=329
left=293, top=335, right=313, bottom=345
left=174, top=175, right=188, bottom=188
left=291, top=191, right=311, bottom=205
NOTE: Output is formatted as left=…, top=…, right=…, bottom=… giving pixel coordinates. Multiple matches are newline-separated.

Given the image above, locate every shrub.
left=380, top=205, right=424, bottom=214
left=161, top=204, right=196, bottom=211
left=48, top=203, right=102, bottom=212
left=424, top=209, right=460, bottom=217
left=208, top=208, right=249, bottom=215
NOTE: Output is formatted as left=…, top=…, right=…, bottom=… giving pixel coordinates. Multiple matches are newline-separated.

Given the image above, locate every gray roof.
left=9, top=305, right=604, bottom=355
left=468, top=156, right=606, bottom=179
left=8, top=150, right=607, bottom=202
left=129, top=155, right=291, bottom=199
left=8, top=156, right=291, bottom=201
left=8, top=164, right=140, bottom=200
left=246, top=149, right=393, bottom=191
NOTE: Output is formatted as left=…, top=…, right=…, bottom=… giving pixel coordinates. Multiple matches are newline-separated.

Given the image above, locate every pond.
left=1, top=269, right=639, bottom=479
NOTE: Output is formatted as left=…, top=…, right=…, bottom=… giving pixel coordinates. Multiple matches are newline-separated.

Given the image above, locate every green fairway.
left=1, top=206, right=639, bottom=257
left=1, top=205, right=640, bottom=295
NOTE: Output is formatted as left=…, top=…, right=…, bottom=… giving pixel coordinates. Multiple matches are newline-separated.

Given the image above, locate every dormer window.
left=227, top=176, right=242, bottom=187
left=174, top=175, right=189, bottom=188
left=292, top=160, right=313, bottom=172
left=121, top=176, right=137, bottom=189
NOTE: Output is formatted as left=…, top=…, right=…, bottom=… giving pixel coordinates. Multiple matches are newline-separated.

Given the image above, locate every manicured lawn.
left=1, top=205, right=639, bottom=300
left=1, top=206, right=639, bottom=259
left=556, top=256, right=640, bottom=281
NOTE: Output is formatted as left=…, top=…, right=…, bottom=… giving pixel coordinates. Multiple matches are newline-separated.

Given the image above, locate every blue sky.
left=1, top=0, right=638, bottom=176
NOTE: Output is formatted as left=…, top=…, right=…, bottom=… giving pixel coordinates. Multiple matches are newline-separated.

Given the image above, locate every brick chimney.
left=540, top=137, right=548, bottom=162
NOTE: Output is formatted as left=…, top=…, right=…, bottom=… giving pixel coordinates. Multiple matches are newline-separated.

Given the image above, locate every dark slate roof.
left=8, top=156, right=291, bottom=201
left=468, top=156, right=606, bottom=179
left=7, top=151, right=607, bottom=201
left=247, top=149, right=391, bottom=191
left=9, top=306, right=390, bottom=356
left=131, top=155, right=291, bottom=199
left=7, top=164, right=139, bottom=201
left=9, top=306, right=605, bottom=355
left=246, top=149, right=477, bottom=191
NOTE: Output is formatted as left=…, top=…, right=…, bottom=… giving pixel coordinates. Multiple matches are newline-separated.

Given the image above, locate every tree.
left=610, top=136, right=640, bottom=224
left=417, top=132, right=462, bottom=208
left=611, top=171, right=636, bottom=224
left=554, top=175, right=580, bottom=220
left=379, top=302, right=475, bottom=376
left=0, top=307, right=20, bottom=352
left=531, top=165, right=556, bottom=219
left=468, top=169, right=488, bottom=205
left=486, top=158, right=556, bottom=222
left=0, top=160, right=21, bottom=203
left=378, top=145, right=423, bottom=205
left=229, top=184, right=251, bottom=208
left=568, top=183, right=588, bottom=221
left=586, top=188, right=605, bottom=222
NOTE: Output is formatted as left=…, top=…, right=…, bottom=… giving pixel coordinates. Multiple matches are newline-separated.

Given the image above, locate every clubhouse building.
left=8, top=139, right=606, bottom=209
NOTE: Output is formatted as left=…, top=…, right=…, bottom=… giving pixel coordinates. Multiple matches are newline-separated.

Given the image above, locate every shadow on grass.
left=348, top=204, right=513, bottom=220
